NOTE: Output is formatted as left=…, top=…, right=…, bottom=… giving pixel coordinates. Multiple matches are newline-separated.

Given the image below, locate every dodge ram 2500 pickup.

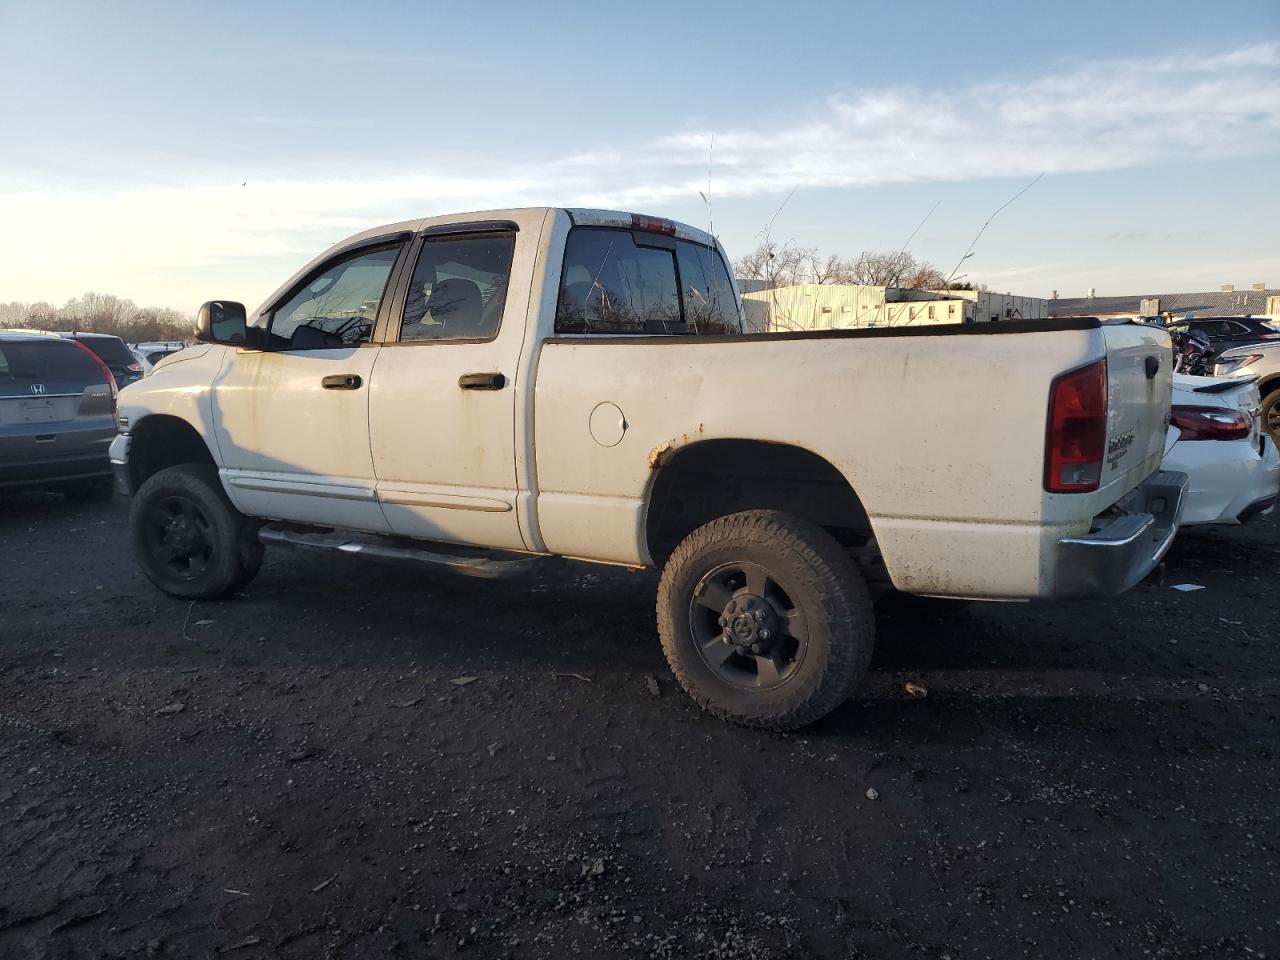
left=111, top=207, right=1185, bottom=729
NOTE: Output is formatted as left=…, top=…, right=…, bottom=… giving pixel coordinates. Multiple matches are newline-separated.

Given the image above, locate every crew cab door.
left=368, top=221, right=533, bottom=551
left=211, top=238, right=409, bottom=532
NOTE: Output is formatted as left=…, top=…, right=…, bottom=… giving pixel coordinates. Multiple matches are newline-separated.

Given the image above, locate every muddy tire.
left=130, top=464, right=263, bottom=600
left=1261, top=387, right=1280, bottom=449
left=657, top=510, right=874, bottom=730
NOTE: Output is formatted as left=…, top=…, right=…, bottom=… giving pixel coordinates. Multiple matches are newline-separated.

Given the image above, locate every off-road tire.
left=130, top=463, right=263, bottom=600
left=1261, top=387, right=1280, bottom=449
left=657, top=510, right=875, bottom=730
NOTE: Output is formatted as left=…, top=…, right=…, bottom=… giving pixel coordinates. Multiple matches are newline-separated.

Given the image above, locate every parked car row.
left=1, top=330, right=196, bottom=499
left=129, top=340, right=188, bottom=374
left=0, top=331, right=118, bottom=500
left=1135, top=315, right=1279, bottom=526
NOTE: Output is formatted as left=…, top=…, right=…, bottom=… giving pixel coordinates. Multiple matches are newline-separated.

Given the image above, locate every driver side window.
left=269, top=244, right=403, bottom=350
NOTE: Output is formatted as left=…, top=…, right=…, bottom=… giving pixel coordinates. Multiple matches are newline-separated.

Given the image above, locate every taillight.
left=1044, top=359, right=1107, bottom=493
left=69, top=339, right=117, bottom=392
left=127, top=360, right=143, bottom=372
left=630, top=213, right=676, bottom=235
left=69, top=339, right=119, bottom=427
left=1170, top=405, right=1251, bottom=441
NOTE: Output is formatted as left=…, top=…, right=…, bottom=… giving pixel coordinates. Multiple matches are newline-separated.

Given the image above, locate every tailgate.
left=1098, top=321, right=1172, bottom=504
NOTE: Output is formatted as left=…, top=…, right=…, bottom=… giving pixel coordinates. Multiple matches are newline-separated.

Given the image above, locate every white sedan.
left=1163, top=374, right=1279, bottom=525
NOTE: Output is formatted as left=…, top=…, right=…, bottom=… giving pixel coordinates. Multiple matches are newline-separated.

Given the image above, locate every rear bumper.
left=1053, top=470, right=1188, bottom=599
left=1237, top=494, right=1276, bottom=524
left=1163, top=432, right=1280, bottom=526
left=0, top=428, right=115, bottom=489
left=0, top=451, right=113, bottom=488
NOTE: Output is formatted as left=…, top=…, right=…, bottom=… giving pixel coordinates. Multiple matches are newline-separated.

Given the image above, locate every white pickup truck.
left=111, top=207, right=1185, bottom=729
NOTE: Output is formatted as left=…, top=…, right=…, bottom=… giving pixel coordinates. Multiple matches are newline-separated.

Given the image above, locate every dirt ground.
left=1, top=492, right=1277, bottom=960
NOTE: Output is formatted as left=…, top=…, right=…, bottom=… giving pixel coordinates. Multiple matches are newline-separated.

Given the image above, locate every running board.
left=258, top=524, right=545, bottom=580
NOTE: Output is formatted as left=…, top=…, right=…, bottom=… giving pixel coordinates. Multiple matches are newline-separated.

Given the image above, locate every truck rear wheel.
left=130, top=464, right=263, bottom=600
left=657, top=510, right=874, bottom=730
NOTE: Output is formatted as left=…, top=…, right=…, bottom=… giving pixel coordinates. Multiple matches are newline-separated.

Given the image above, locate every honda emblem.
left=29, top=383, right=46, bottom=394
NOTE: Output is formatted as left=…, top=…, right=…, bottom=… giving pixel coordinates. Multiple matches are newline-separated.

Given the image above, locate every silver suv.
left=0, top=331, right=118, bottom=500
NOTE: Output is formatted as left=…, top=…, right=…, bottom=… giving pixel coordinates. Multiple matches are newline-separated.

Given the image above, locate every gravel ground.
left=1, top=493, right=1277, bottom=959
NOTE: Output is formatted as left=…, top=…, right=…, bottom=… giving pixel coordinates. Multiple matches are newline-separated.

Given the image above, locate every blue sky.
left=1, top=0, right=1277, bottom=311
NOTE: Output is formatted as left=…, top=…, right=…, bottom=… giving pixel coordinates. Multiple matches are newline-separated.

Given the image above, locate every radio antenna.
left=899, top=199, right=940, bottom=255
left=946, top=172, right=1044, bottom=284
left=697, top=134, right=715, bottom=237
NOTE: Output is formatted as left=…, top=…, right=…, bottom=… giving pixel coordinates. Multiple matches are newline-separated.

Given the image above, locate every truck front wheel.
left=657, top=510, right=874, bottom=730
left=130, top=464, right=263, bottom=600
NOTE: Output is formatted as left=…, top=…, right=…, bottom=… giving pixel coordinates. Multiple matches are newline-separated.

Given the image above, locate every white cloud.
left=0, top=42, right=1276, bottom=308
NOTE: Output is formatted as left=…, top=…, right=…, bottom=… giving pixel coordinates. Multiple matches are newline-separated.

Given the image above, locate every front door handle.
left=322, top=374, right=363, bottom=390
left=458, top=372, right=506, bottom=390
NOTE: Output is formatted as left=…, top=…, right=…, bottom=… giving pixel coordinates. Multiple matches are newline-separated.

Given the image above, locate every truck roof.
left=332, top=207, right=715, bottom=250
left=253, top=208, right=719, bottom=318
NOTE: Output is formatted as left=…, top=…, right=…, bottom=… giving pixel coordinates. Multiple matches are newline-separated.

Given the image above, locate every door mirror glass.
left=196, top=300, right=248, bottom=344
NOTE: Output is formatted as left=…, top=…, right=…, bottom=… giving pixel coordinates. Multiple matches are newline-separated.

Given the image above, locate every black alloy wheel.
left=657, top=510, right=875, bottom=730
left=689, top=561, right=808, bottom=690
left=130, top=463, right=263, bottom=599
left=143, top=494, right=215, bottom=581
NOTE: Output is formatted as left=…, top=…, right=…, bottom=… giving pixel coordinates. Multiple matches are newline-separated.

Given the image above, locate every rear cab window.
left=555, top=227, right=742, bottom=336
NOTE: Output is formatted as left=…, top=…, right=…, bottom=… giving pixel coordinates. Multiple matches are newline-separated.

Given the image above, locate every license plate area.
left=20, top=399, right=55, bottom=422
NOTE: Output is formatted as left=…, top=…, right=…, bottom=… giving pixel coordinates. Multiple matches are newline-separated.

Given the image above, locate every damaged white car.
left=1162, top=374, right=1279, bottom=525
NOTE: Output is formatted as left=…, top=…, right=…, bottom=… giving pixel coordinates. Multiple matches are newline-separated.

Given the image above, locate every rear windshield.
left=555, top=227, right=741, bottom=336
left=0, top=341, right=103, bottom=391
left=75, top=335, right=134, bottom=365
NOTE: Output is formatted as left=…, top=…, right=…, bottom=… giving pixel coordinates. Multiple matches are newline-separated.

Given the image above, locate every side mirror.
left=195, top=300, right=248, bottom=344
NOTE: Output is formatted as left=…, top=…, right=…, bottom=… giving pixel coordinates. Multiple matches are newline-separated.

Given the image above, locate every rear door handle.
left=321, top=374, right=363, bottom=390
left=458, top=372, right=506, bottom=390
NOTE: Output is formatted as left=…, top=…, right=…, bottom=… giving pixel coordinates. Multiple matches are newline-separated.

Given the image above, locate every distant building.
left=739, top=283, right=1048, bottom=333
left=1049, top=283, right=1279, bottom=320
left=735, top=278, right=773, bottom=295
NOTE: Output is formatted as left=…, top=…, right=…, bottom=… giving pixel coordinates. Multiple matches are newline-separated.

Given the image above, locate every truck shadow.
left=228, top=548, right=1263, bottom=704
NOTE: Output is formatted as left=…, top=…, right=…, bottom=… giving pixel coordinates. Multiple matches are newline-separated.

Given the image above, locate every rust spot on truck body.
left=648, top=424, right=705, bottom=469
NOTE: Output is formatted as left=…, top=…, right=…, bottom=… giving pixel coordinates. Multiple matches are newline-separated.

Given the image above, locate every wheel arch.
left=643, top=438, right=885, bottom=585
left=126, top=415, right=218, bottom=492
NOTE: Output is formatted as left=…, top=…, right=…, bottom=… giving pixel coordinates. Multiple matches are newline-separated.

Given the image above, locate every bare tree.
left=845, top=250, right=951, bottom=288
left=734, top=242, right=948, bottom=291
left=732, top=240, right=818, bottom=289
left=0, top=292, right=192, bottom=340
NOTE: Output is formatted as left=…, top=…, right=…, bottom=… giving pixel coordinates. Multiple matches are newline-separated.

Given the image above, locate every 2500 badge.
left=1107, top=429, right=1136, bottom=469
